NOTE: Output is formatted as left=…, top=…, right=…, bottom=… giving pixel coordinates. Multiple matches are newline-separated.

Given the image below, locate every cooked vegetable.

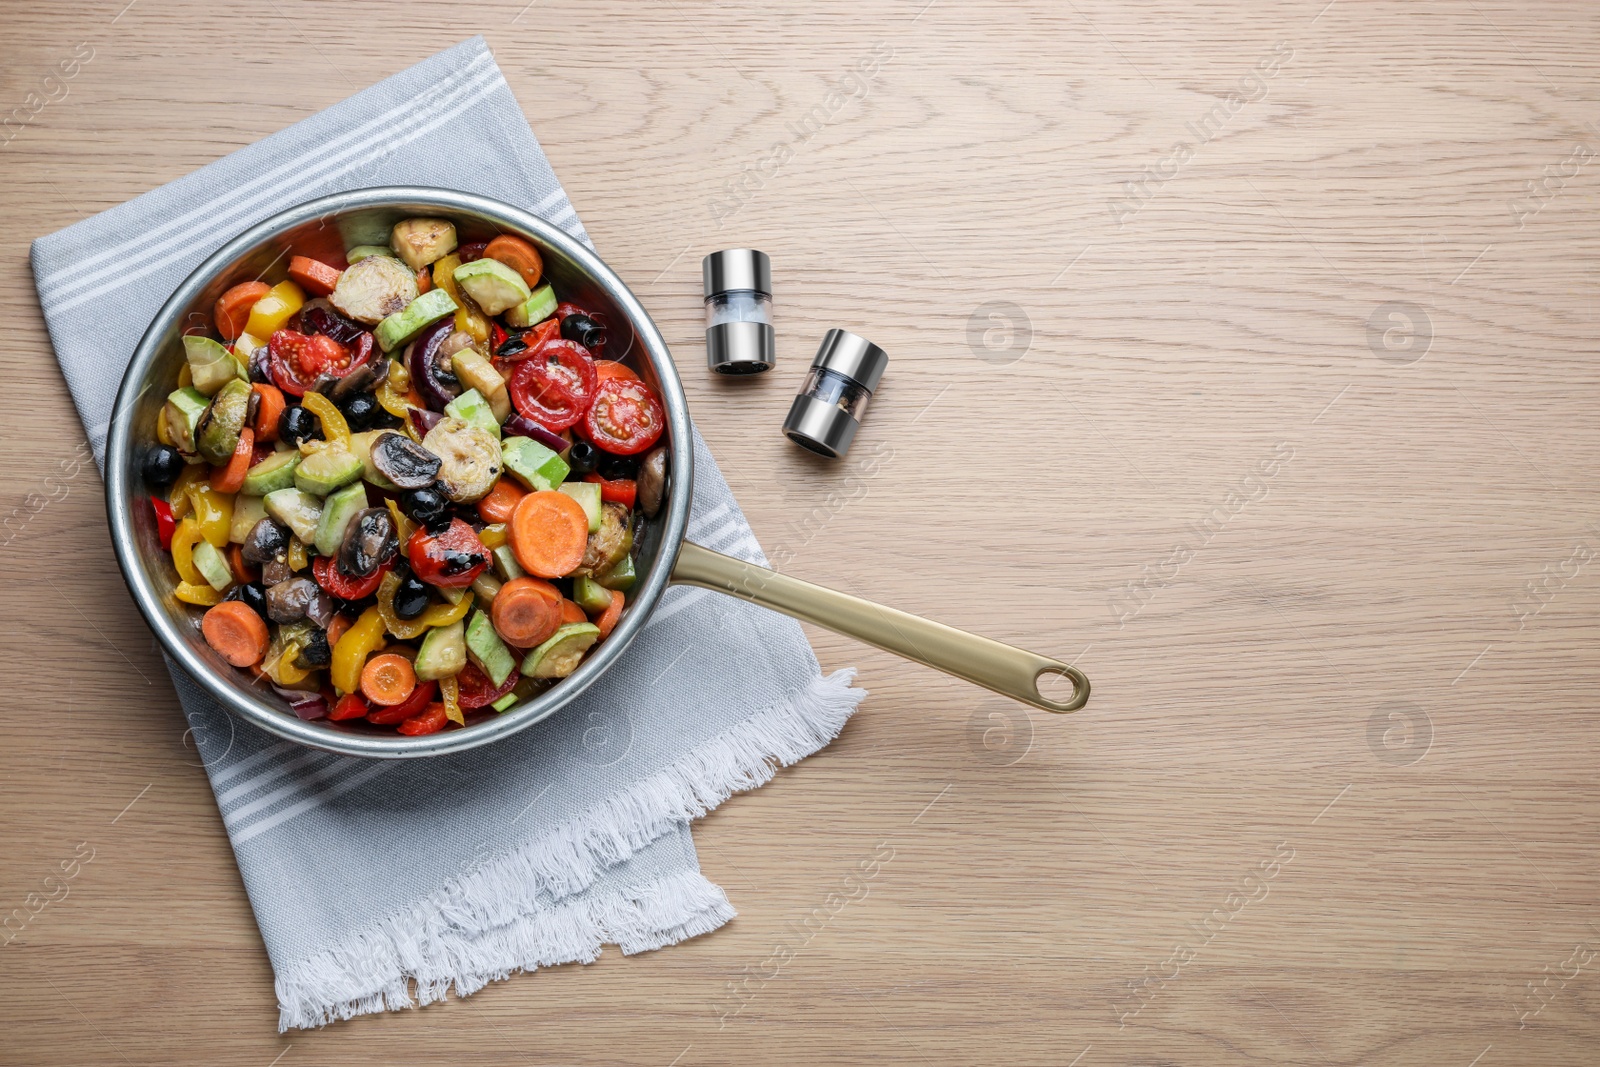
left=396, top=702, right=448, bottom=735
left=288, top=256, right=342, bottom=296
left=558, top=481, right=603, bottom=532
left=340, top=507, right=398, bottom=578
left=414, top=619, right=467, bottom=681
left=407, top=518, right=490, bottom=589
left=571, top=576, right=614, bottom=615
left=293, top=444, right=364, bottom=497
left=241, top=450, right=299, bottom=495
left=150, top=498, right=177, bottom=550
left=421, top=417, right=501, bottom=503
left=224, top=580, right=268, bottom=620
left=195, top=379, right=251, bottom=465
left=185, top=482, right=234, bottom=548
left=522, top=622, right=600, bottom=679
left=637, top=446, right=667, bottom=518
left=263, top=487, right=323, bottom=544
left=241, top=517, right=289, bottom=566
left=164, top=386, right=210, bottom=455
left=367, top=677, right=436, bottom=724
left=400, top=486, right=450, bottom=530
left=344, top=244, right=395, bottom=264
left=243, top=280, right=305, bottom=340
left=210, top=428, right=255, bottom=494
left=476, top=478, right=525, bottom=524
left=456, top=657, right=519, bottom=708
left=509, top=490, right=590, bottom=579
left=278, top=404, right=322, bottom=447
left=405, top=318, right=461, bottom=411
left=565, top=440, right=600, bottom=477
left=444, top=388, right=500, bottom=440
left=202, top=601, right=270, bottom=667
left=299, top=391, right=351, bottom=449
left=269, top=329, right=366, bottom=397
left=594, top=551, right=637, bottom=592
left=184, top=335, right=246, bottom=396
left=504, top=284, right=557, bottom=329
left=453, top=258, right=530, bottom=316
left=330, top=254, right=418, bottom=325
left=251, top=383, right=285, bottom=443
left=390, top=218, right=458, bottom=271
left=143, top=445, right=184, bottom=489
left=564, top=315, right=608, bottom=351
left=483, top=235, right=543, bottom=288
left=592, top=588, right=625, bottom=639
left=214, top=281, right=271, bottom=341
left=227, top=492, right=268, bottom=544
left=367, top=430, right=439, bottom=490
left=573, top=502, right=630, bottom=577
left=500, top=436, right=570, bottom=492
left=360, top=652, right=417, bottom=705
left=192, top=540, right=234, bottom=591
left=264, top=576, right=319, bottom=623
left=489, top=577, right=562, bottom=648
left=582, top=377, right=664, bottom=455
left=312, top=481, right=369, bottom=558
left=375, top=288, right=458, bottom=352
left=331, top=606, right=386, bottom=694
left=508, top=340, right=597, bottom=432
left=450, top=348, right=511, bottom=422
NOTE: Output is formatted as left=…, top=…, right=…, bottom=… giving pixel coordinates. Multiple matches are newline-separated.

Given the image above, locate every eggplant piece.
left=405, top=318, right=460, bottom=411
left=637, top=446, right=667, bottom=518
left=340, top=507, right=398, bottom=578
left=240, top=517, right=290, bottom=565
left=421, top=417, right=502, bottom=503
left=304, top=589, right=337, bottom=629
left=261, top=557, right=293, bottom=586
left=265, top=577, right=319, bottom=624
left=330, top=254, right=418, bottom=325
left=370, top=431, right=442, bottom=489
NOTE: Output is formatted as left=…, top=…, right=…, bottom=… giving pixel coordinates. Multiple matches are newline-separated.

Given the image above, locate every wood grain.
left=2, top=1, right=1597, bottom=1063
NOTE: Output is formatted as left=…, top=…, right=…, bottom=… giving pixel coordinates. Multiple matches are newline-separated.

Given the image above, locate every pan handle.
left=669, top=541, right=1090, bottom=713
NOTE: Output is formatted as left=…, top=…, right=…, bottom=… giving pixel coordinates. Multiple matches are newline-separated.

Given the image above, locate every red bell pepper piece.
left=151, top=498, right=176, bottom=550
left=583, top=473, right=636, bottom=509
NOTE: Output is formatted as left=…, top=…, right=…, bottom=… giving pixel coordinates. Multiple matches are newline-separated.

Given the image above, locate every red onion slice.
left=503, top=414, right=569, bottom=454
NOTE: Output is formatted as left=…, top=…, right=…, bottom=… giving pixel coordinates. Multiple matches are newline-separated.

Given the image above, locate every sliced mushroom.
left=573, top=502, right=630, bottom=576
left=421, top=417, right=502, bottom=503
left=370, top=431, right=442, bottom=489
left=265, top=577, right=319, bottom=624
left=241, top=517, right=289, bottom=566
left=340, top=507, right=398, bottom=578
left=437, top=330, right=478, bottom=360
left=329, top=254, right=418, bottom=325
left=327, top=357, right=389, bottom=402
left=389, top=218, right=458, bottom=271
left=637, top=446, right=667, bottom=518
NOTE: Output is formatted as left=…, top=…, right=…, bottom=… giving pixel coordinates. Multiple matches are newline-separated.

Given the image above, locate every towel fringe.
left=276, top=668, right=865, bottom=1030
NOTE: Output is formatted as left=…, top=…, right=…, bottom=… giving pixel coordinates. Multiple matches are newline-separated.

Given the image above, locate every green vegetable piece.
left=183, top=335, right=246, bottom=396
left=444, top=388, right=501, bottom=440
left=595, top=552, right=636, bottom=592
left=504, top=284, right=557, bottom=329
left=313, top=480, right=369, bottom=558
left=164, top=387, right=210, bottom=455
left=374, top=287, right=458, bottom=352
left=452, top=258, right=530, bottom=316
left=263, top=487, right=323, bottom=544
left=491, top=692, right=519, bottom=713
left=558, top=481, right=602, bottom=532
left=414, top=619, right=467, bottom=681
left=500, top=436, right=569, bottom=492
left=195, top=378, right=251, bottom=465
left=521, top=622, right=600, bottom=680
left=228, top=494, right=268, bottom=544
left=572, top=575, right=614, bottom=614
left=465, top=609, right=516, bottom=686
left=191, top=540, right=233, bottom=591
left=345, top=244, right=397, bottom=263
left=491, top=544, right=526, bottom=582
left=294, top=445, right=365, bottom=496
left=241, top=450, right=300, bottom=495
left=349, top=429, right=398, bottom=490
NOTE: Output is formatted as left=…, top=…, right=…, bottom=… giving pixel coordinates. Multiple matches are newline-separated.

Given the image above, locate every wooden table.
left=3, top=1, right=1597, bottom=1063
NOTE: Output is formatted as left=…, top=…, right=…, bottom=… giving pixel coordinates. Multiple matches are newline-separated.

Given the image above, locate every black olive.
left=561, top=314, right=607, bottom=350
left=142, top=445, right=184, bottom=489
left=495, top=335, right=529, bottom=357
left=295, top=630, right=332, bottom=669
left=372, top=433, right=443, bottom=490
left=280, top=405, right=322, bottom=447
left=597, top=454, right=638, bottom=480
left=223, top=581, right=268, bottom=619
left=392, top=575, right=430, bottom=619
left=340, top=508, right=397, bottom=578
left=567, top=441, right=600, bottom=476
left=240, top=518, right=289, bottom=566
left=401, top=486, right=450, bottom=527
left=342, top=393, right=379, bottom=432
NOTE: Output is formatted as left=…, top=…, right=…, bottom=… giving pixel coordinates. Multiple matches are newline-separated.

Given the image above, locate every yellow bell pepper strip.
left=439, top=674, right=464, bottom=726
left=478, top=523, right=507, bottom=551
left=385, top=498, right=416, bottom=545
left=376, top=359, right=412, bottom=419
left=287, top=536, right=308, bottom=571
left=170, top=516, right=204, bottom=584
left=434, top=253, right=490, bottom=343
left=419, top=590, right=473, bottom=628
left=377, top=570, right=429, bottom=640
left=177, top=362, right=193, bottom=388
left=300, top=391, right=351, bottom=449
left=157, top=405, right=174, bottom=447
left=332, top=606, right=387, bottom=695
left=243, top=280, right=305, bottom=341
left=234, top=330, right=265, bottom=361
left=174, top=580, right=223, bottom=606
left=167, top=463, right=206, bottom=520
left=262, top=633, right=314, bottom=686
left=186, top=483, right=234, bottom=548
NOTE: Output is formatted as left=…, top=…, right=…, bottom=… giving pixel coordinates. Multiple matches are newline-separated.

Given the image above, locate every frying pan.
left=105, top=187, right=1089, bottom=758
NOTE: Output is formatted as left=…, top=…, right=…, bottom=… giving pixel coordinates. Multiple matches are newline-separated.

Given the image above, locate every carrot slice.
left=226, top=543, right=258, bottom=585
left=287, top=256, right=343, bottom=297
left=559, top=598, right=586, bottom=625
left=509, top=490, right=590, bottom=578
left=324, top=614, right=351, bottom=649
left=360, top=652, right=418, bottom=706
left=397, top=702, right=449, bottom=736
left=484, top=235, right=543, bottom=288
left=416, top=266, right=432, bottom=294
left=593, top=360, right=639, bottom=384
left=201, top=601, right=270, bottom=667
left=593, top=589, right=624, bottom=639
left=215, top=281, right=270, bottom=341
left=490, top=577, right=563, bottom=647
left=251, top=383, right=285, bottom=443
left=209, top=427, right=255, bottom=494
left=476, top=477, right=526, bottom=524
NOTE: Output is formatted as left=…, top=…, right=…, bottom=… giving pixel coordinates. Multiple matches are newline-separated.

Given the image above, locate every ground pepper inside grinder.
left=782, top=329, right=888, bottom=458
left=703, top=249, right=775, bottom=374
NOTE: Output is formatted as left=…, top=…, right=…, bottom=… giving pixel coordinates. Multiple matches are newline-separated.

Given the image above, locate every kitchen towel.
left=31, top=37, right=864, bottom=1031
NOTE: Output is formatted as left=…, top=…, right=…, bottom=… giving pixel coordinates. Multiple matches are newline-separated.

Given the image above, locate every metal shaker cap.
left=810, top=328, right=888, bottom=391
left=702, top=249, right=772, bottom=296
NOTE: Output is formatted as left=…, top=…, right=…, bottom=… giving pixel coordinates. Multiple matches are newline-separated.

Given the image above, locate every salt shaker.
left=702, top=249, right=776, bottom=375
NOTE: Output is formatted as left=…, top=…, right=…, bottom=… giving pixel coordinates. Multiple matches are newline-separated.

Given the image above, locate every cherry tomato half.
left=312, top=554, right=389, bottom=600
left=583, top=473, right=637, bottom=509
left=581, top=377, right=665, bottom=455
left=268, top=329, right=369, bottom=397
left=406, top=519, right=490, bottom=588
left=456, top=661, right=520, bottom=709
left=507, top=339, right=597, bottom=432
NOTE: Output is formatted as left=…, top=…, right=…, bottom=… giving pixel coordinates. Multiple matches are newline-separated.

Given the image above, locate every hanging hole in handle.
left=1033, top=666, right=1089, bottom=713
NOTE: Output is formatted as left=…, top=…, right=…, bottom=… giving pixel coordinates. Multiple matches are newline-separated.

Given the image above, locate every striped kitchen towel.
left=31, top=36, right=864, bottom=1030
